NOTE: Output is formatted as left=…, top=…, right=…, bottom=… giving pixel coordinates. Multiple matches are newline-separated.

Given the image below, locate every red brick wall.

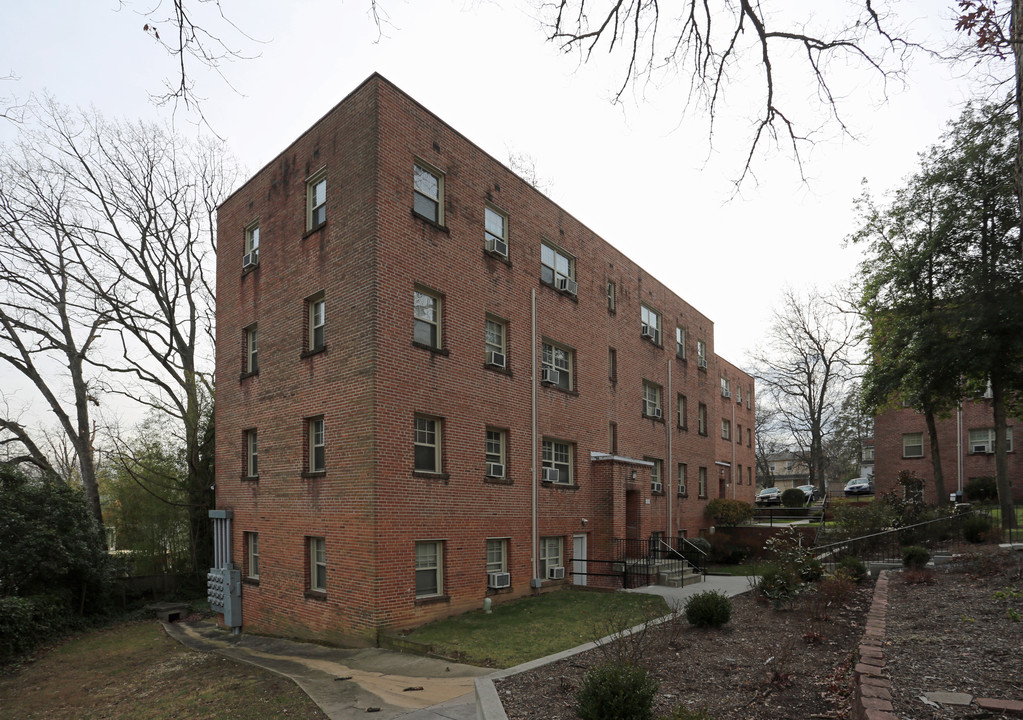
left=215, top=74, right=757, bottom=644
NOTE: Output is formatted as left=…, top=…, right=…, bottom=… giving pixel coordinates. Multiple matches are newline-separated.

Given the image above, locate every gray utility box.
left=207, top=565, right=242, bottom=628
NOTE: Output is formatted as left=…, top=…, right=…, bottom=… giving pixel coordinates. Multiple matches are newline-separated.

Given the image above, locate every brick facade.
left=215, top=74, right=756, bottom=645
left=874, top=402, right=1023, bottom=504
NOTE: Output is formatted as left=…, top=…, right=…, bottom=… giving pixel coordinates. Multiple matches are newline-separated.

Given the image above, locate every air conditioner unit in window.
left=652, top=407, right=662, bottom=419
left=542, top=467, right=559, bottom=483
left=698, top=358, right=708, bottom=369
left=488, top=351, right=506, bottom=368
left=651, top=482, right=663, bottom=493
left=722, top=390, right=732, bottom=398
left=485, top=237, right=509, bottom=257
left=541, top=367, right=561, bottom=385
left=678, top=484, right=687, bottom=496
left=972, top=443, right=990, bottom=454
left=487, top=572, right=511, bottom=589
left=557, top=277, right=578, bottom=295
left=486, top=462, right=505, bottom=478
left=242, top=251, right=259, bottom=269
left=548, top=566, right=566, bottom=580
left=641, top=324, right=656, bottom=340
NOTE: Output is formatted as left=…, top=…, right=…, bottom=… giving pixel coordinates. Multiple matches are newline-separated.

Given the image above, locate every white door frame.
left=572, top=533, right=587, bottom=586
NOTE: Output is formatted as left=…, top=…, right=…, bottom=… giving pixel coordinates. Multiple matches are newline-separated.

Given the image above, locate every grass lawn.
left=706, top=563, right=760, bottom=577
left=404, top=588, right=668, bottom=668
left=0, top=621, right=326, bottom=720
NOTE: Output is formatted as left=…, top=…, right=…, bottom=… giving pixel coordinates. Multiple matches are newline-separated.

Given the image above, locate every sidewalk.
left=163, top=575, right=753, bottom=720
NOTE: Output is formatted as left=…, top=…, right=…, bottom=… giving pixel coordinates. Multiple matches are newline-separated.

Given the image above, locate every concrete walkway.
left=163, top=575, right=753, bottom=720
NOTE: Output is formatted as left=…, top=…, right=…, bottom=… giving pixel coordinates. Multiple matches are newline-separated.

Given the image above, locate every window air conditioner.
left=557, top=277, right=578, bottom=295
left=548, top=566, right=566, bottom=580
left=722, top=390, right=732, bottom=398
left=678, top=484, right=687, bottom=496
left=485, top=237, right=509, bottom=257
left=652, top=407, right=662, bottom=419
left=651, top=481, right=663, bottom=493
left=641, top=324, right=656, bottom=339
left=242, top=251, right=259, bottom=269
left=698, top=358, right=708, bottom=369
left=488, top=351, right=506, bottom=368
left=487, top=572, right=511, bottom=589
left=486, top=462, right=505, bottom=478
left=972, top=443, right=990, bottom=454
left=541, top=367, right=561, bottom=385
left=542, top=467, right=559, bottom=483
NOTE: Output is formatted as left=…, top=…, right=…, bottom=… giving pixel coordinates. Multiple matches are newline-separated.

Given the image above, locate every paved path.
left=163, top=575, right=753, bottom=720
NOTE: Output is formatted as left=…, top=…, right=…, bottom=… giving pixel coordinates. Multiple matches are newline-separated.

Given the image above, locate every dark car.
left=796, top=484, right=817, bottom=502
left=844, top=477, right=874, bottom=496
left=755, top=487, right=782, bottom=505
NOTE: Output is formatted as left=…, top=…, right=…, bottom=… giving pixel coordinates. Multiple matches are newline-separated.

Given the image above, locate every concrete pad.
left=924, top=691, right=973, bottom=706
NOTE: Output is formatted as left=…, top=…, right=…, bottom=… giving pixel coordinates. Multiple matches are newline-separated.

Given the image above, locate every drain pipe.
left=531, top=289, right=539, bottom=585
left=667, top=357, right=672, bottom=535
left=731, top=401, right=736, bottom=499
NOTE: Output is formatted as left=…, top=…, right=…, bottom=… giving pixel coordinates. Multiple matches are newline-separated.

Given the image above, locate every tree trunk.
left=991, top=375, right=1018, bottom=530
left=1014, top=0, right=1023, bottom=255
left=923, top=406, right=947, bottom=506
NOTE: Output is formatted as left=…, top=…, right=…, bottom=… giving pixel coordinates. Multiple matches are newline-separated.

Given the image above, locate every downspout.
left=957, top=403, right=964, bottom=496
left=667, top=358, right=673, bottom=535
left=531, top=289, right=538, bottom=583
left=731, top=401, right=736, bottom=499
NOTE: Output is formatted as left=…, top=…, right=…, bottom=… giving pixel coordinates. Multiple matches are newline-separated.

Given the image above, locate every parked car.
left=844, top=477, right=874, bottom=496
left=796, top=484, right=817, bottom=502
left=755, top=487, right=782, bottom=505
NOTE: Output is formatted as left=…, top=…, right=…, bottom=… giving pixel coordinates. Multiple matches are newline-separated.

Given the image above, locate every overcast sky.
left=0, top=0, right=997, bottom=430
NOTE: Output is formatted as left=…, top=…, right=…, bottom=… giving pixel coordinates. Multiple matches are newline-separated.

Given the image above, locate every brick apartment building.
left=874, top=400, right=1023, bottom=505
left=213, top=74, right=756, bottom=645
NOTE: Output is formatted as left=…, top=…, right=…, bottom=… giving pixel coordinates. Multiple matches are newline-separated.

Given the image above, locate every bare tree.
left=753, top=400, right=784, bottom=488
left=752, top=287, right=861, bottom=490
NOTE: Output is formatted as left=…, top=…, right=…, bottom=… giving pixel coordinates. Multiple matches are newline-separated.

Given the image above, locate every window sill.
left=676, top=353, right=687, bottom=362
left=678, top=425, right=688, bottom=432
left=541, top=383, right=579, bottom=397
left=242, top=264, right=259, bottom=277
left=539, top=279, right=579, bottom=303
left=302, top=470, right=326, bottom=479
left=697, top=365, right=708, bottom=372
left=414, top=594, right=450, bottom=607
left=651, top=490, right=666, bottom=497
left=643, top=413, right=665, bottom=424
left=303, top=221, right=327, bottom=239
left=300, top=345, right=327, bottom=359
left=698, top=432, right=708, bottom=438
left=678, top=493, right=689, bottom=499
left=484, top=476, right=514, bottom=486
left=543, top=481, right=579, bottom=491
left=483, top=247, right=512, bottom=266
left=641, top=335, right=663, bottom=349
left=411, top=209, right=449, bottom=233
left=240, top=370, right=259, bottom=381
left=243, top=577, right=260, bottom=587
left=240, top=474, right=259, bottom=482
left=698, top=495, right=708, bottom=500
left=412, top=341, right=450, bottom=356
left=413, top=471, right=451, bottom=482
left=485, top=362, right=512, bottom=377
left=304, top=590, right=327, bottom=601
left=486, top=585, right=513, bottom=595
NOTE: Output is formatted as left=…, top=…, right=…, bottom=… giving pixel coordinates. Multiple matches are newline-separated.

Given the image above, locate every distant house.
left=860, top=438, right=874, bottom=480
left=765, top=451, right=810, bottom=490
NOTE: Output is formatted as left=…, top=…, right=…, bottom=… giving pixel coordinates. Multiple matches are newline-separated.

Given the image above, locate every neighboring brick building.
left=214, top=74, right=756, bottom=646
left=874, top=401, right=1023, bottom=505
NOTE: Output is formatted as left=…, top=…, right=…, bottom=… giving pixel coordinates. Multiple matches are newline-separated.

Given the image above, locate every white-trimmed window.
left=246, top=532, right=260, bottom=579
left=485, top=429, right=506, bottom=477
left=676, top=326, right=686, bottom=359
left=902, top=432, right=924, bottom=458
left=415, top=416, right=442, bottom=473
left=307, top=171, right=326, bottom=230
left=244, top=222, right=260, bottom=267
left=245, top=429, right=258, bottom=478
left=747, top=386, right=752, bottom=408
left=415, top=540, right=443, bottom=597
left=648, top=458, right=663, bottom=492
left=677, top=463, right=688, bottom=496
left=539, top=536, right=563, bottom=579
left=607, top=281, right=616, bottom=312
left=722, top=419, right=731, bottom=441
left=698, top=403, right=707, bottom=436
left=697, top=339, right=708, bottom=368
left=609, top=421, right=618, bottom=453
left=414, top=288, right=442, bottom=349
left=308, top=294, right=325, bottom=351
left=309, top=537, right=326, bottom=592
left=748, top=467, right=752, bottom=485
left=414, top=162, right=443, bottom=224
left=486, top=538, right=508, bottom=574
left=641, top=305, right=661, bottom=344
left=541, top=340, right=573, bottom=391
left=484, top=205, right=508, bottom=254
left=643, top=381, right=662, bottom=418
left=721, top=377, right=731, bottom=397
left=698, top=467, right=708, bottom=498
left=863, top=445, right=875, bottom=461
left=608, top=347, right=617, bottom=382
left=736, top=385, right=743, bottom=404
left=541, top=242, right=575, bottom=290
left=244, top=325, right=258, bottom=374
left=968, top=427, right=1013, bottom=454
left=485, top=317, right=507, bottom=366
left=677, top=394, right=687, bottom=429
left=308, top=416, right=325, bottom=473
left=542, top=438, right=573, bottom=485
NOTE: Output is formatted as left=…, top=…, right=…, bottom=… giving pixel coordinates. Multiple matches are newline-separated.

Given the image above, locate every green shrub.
left=704, top=499, right=753, bottom=527
left=781, top=488, right=806, bottom=508
left=964, top=476, right=997, bottom=503
left=0, top=593, right=81, bottom=663
left=963, top=514, right=993, bottom=543
left=683, top=591, right=732, bottom=628
left=755, top=563, right=802, bottom=608
left=902, top=546, right=931, bottom=569
left=799, top=557, right=825, bottom=583
left=837, top=555, right=867, bottom=584
left=708, top=542, right=750, bottom=565
left=660, top=706, right=716, bottom=720
left=576, top=662, right=658, bottom=720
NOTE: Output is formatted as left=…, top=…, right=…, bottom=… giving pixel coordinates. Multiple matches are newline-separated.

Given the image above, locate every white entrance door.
left=573, top=534, right=587, bottom=586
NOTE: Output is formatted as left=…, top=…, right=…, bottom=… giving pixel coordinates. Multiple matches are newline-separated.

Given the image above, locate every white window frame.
left=484, top=205, right=507, bottom=248
left=697, top=339, right=708, bottom=368
left=413, top=162, right=443, bottom=224
left=308, top=295, right=325, bottom=351
left=414, top=288, right=442, bottom=349
left=486, top=538, right=508, bottom=575
left=648, top=458, right=663, bottom=492
left=641, top=305, right=661, bottom=344
left=246, top=532, right=260, bottom=579
left=486, top=428, right=506, bottom=474
left=415, top=540, right=443, bottom=598
left=643, top=381, right=662, bottom=418
left=309, top=537, right=326, bottom=592
left=245, top=429, right=258, bottom=478
left=539, top=536, right=563, bottom=579
left=540, top=241, right=574, bottom=287
left=698, top=467, right=708, bottom=498
left=721, top=377, right=731, bottom=397
left=542, top=438, right=573, bottom=485
left=903, top=432, right=924, bottom=458
left=485, top=317, right=507, bottom=361
left=541, top=340, right=573, bottom=391
left=677, top=393, right=687, bottom=428
left=722, top=418, right=731, bottom=441
left=607, top=281, right=616, bottom=312
left=245, top=222, right=260, bottom=256
left=415, top=415, right=442, bottom=473
left=677, top=463, right=688, bottom=496
left=308, top=417, right=325, bottom=473
left=307, top=170, right=327, bottom=230
left=863, top=446, right=875, bottom=461
left=968, top=427, right=1013, bottom=454
left=698, top=403, right=707, bottom=436
left=676, top=326, right=686, bottom=359
left=244, top=325, right=258, bottom=374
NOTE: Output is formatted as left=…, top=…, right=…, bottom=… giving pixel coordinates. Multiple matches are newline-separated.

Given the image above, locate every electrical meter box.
left=207, top=565, right=242, bottom=628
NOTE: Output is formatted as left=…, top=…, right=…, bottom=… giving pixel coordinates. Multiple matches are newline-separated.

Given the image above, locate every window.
left=484, top=205, right=508, bottom=253
left=244, top=429, right=258, bottom=478
left=485, top=317, right=507, bottom=366
left=736, top=385, right=743, bottom=404
left=413, top=162, right=443, bottom=224
left=863, top=445, right=875, bottom=461
left=747, top=428, right=752, bottom=447
left=697, top=339, right=708, bottom=368
left=608, top=347, right=617, bottom=382
left=698, top=467, right=708, bottom=498
left=609, top=422, right=618, bottom=454
left=698, top=403, right=707, bottom=436
left=244, top=325, right=258, bottom=374
left=677, top=394, right=688, bottom=429
left=542, top=438, right=573, bottom=485
left=246, top=532, right=260, bottom=580
left=415, top=416, right=442, bottom=473
left=721, top=419, right=731, bottom=440
left=307, top=171, right=326, bottom=230
left=541, top=340, right=573, bottom=390
left=903, top=432, right=924, bottom=458
left=747, top=387, right=752, bottom=408
left=968, top=428, right=1014, bottom=454
left=413, top=288, right=442, bottom=349
left=607, top=281, right=616, bottom=312
left=540, top=242, right=575, bottom=290
left=309, top=537, right=326, bottom=592
left=737, top=423, right=742, bottom=442
left=539, top=536, right=563, bottom=579
left=648, top=458, right=663, bottom=492
left=721, top=377, right=731, bottom=397
left=244, top=222, right=260, bottom=266
left=486, top=538, right=508, bottom=575
left=676, top=326, right=686, bottom=359
left=677, top=463, right=688, bottom=495
left=747, top=467, right=752, bottom=485
left=485, top=429, right=506, bottom=477
left=415, top=540, right=443, bottom=597
left=307, top=294, right=325, bottom=351
left=641, top=305, right=661, bottom=344
left=307, top=417, right=325, bottom=473
left=643, top=381, right=662, bottom=418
